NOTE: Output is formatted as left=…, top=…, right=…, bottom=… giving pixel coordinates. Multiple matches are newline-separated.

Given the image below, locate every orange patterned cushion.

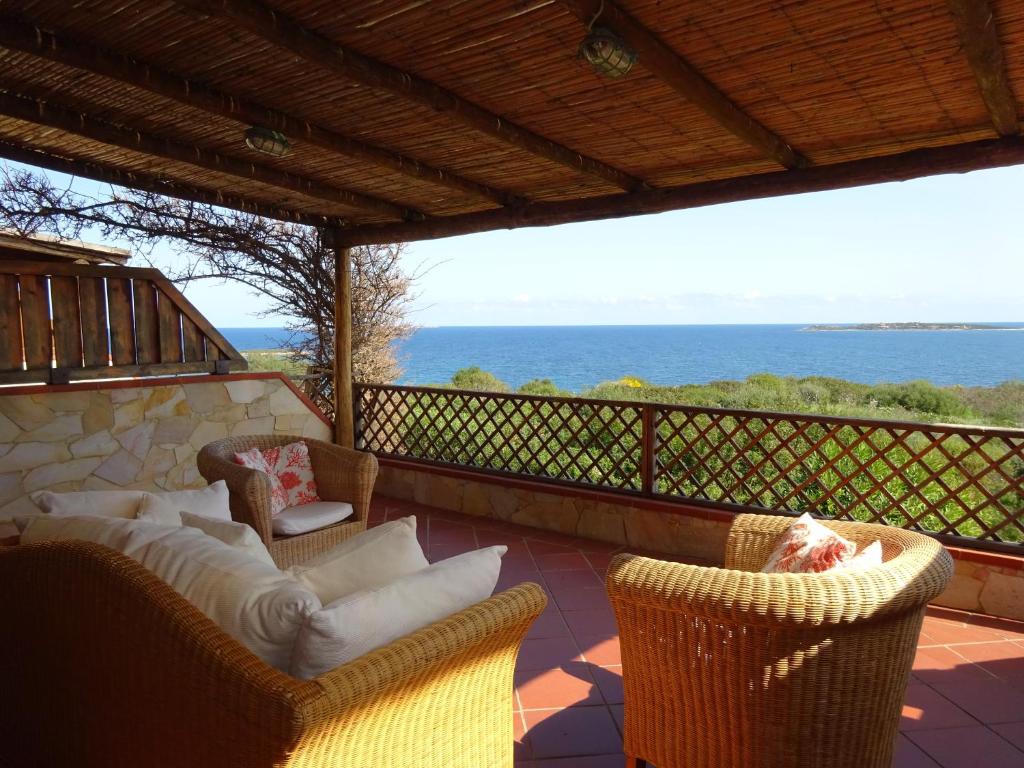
left=761, top=513, right=857, bottom=573
left=234, top=442, right=321, bottom=516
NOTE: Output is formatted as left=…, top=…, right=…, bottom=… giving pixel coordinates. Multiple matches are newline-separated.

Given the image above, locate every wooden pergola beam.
left=946, top=0, right=1019, bottom=136
left=0, top=139, right=346, bottom=227
left=0, top=17, right=522, bottom=207
left=559, top=0, right=806, bottom=169
left=329, top=231, right=355, bottom=448
left=0, top=90, right=423, bottom=221
left=332, top=136, right=1024, bottom=246
left=180, top=0, right=647, bottom=192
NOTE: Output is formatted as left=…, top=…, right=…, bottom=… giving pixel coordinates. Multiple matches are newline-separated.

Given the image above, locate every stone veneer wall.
left=0, top=374, right=331, bottom=523
left=376, top=461, right=1024, bottom=622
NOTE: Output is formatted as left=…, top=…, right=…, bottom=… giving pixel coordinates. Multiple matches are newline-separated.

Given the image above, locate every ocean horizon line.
left=219, top=320, right=1024, bottom=330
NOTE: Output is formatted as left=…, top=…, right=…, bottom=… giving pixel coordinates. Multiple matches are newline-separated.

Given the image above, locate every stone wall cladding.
left=0, top=375, right=331, bottom=520
left=376, top=461, right=1024, bottom=622
left=376, top=463, right=730, bottom=563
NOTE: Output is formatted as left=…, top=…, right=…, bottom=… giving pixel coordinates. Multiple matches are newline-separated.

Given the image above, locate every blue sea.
left=221, top=324, right=1024, bottom=391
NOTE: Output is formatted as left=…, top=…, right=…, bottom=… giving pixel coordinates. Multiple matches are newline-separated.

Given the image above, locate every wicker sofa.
left=197, top=435, right=377, bottom=568
left=0, top=539, right=545, bottom=768
left=609, top=514, right=953, bottom=768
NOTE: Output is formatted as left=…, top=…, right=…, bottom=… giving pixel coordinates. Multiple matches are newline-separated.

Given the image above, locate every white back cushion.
left=31, top=481, right=231, bottom=522
left=158, top=481, right=231, bottom=521
left=20, top=514, right=318, bottom=671
left=290, top=545, right=506, bottom=679
left=136, top=494, right=184, bottom=526
left=288, top=516, right=428, bottom=603
left=33, top=490, right=144, bottom=518
left=181, top=511, right=275, bottom=567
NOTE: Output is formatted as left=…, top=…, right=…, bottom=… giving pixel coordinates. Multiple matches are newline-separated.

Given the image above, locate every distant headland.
left=803, top=322, right=1020, bottom=332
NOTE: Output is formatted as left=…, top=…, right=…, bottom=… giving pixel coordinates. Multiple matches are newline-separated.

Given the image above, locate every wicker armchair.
left=197, top=435, right=378, bottom=568
left=0, top=540, right=546, bottom=767
left=609, top=514, right=953, bottom=768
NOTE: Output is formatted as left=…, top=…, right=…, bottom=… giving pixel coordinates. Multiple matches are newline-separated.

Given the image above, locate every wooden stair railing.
left=0, top=259, right=246, bottom=384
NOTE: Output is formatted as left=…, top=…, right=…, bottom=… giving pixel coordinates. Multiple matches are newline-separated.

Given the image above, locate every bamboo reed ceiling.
left=0, top=0, right=1021, bottom=243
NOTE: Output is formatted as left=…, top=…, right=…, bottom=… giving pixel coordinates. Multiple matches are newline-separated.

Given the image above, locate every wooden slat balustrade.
left=0, top=259, right=246, bottom=384
left=355, top=383, right=1024, bottom=553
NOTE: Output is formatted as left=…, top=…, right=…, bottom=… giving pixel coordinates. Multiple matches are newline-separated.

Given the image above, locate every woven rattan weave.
left=609, top=514, right=953, bottom=768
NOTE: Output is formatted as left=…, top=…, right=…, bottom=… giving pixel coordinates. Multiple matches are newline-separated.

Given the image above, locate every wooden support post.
left=332, top=233, right=355, bottom=448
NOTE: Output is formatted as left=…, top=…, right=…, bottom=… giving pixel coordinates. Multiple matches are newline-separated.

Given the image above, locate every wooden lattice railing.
left=295, top=367, right=335, bottom=423
left=355, top=383, right=1024, bottom=552
left=0, top=259, right=245, bottom=384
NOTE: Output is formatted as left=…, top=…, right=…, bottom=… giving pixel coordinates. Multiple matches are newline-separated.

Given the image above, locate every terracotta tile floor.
left=370, top=495, right=1024, bottom=768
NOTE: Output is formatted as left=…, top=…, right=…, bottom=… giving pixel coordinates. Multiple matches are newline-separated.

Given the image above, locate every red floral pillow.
left=233, top=442, right=321, bottom=516
left=761, top=513, right=857, bottom=574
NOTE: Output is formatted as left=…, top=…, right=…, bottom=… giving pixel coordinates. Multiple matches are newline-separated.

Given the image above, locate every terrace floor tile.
left=906, top=725, right=1024, bottom=768
left=373, top=494, right=1024, bottom=765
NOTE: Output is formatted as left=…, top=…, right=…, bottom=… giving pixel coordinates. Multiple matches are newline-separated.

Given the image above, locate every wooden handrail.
left=0, top=258, right=246, bottom=383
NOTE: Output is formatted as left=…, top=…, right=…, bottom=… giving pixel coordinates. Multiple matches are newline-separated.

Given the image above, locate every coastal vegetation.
left=438, top=369, right=1024, bottom=428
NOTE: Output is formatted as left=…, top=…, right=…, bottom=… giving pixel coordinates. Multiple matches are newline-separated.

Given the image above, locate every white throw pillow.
left=181, top=511, right=275, bottom=567
left=839, top=540, right=885, bottom=571
left=272, top=501, right=353, bottom=536
left=136, top=493, right=184, bottom=526
left=19, top=514, right=318, bottom=670
left=157, top=481, right=231, bottom=521
left=32, top=489, right=145, bottom=519
left=290, top=545, right=506, bottom=679
left=288, top=516, right=428, bottom=603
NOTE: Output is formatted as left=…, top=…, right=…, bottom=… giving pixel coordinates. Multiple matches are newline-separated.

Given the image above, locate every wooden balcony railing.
left=0, top=259, right=245, bottom=384
left=355, top=383, right=1024, bottom=553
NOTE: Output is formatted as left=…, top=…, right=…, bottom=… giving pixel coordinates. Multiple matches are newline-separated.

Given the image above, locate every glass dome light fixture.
left=244, top=126, right=291, bottom=157
left=578, top=1, right=637, bottom=78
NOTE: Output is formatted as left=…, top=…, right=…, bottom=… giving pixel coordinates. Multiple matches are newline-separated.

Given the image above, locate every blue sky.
left=5, top=160, right=1023, bottom=327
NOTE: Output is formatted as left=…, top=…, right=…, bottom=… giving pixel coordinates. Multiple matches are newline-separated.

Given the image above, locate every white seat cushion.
left=272, top=501, right=354, bottom=537
left=19, top=514, right=319, bottom=671
left=288, top=516, right=427, bottom=603
left=290, top=545, right=506, bottom=679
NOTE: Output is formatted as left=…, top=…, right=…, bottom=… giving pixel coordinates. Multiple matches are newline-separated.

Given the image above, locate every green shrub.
left=449, top=367, right=509, bottom=393
left=518, top=379, right=569, bottom=397
left=868, top=380, right=972, bottom=419
left=242, top=350, right=306, bottom=377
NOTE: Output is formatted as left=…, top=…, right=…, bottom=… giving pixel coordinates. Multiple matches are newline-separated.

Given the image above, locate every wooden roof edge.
left=180, top=0, right=648, bottom=192
left=330, top=136, right=1024, bottom=246
left=0, top=229, right=131, bottom=264
left=558, top=0, right=806, bottom=170
left=945, top=0, right=1020, bottom=136
left=0, top=140, right=348, bottom=228
left=0, top=89, right=423, bottom=221
left=0, top=15, right=525, bottom=207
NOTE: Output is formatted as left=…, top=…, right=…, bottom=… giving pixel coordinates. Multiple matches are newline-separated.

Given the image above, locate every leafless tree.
left=0, top=164, right=417, bottom=382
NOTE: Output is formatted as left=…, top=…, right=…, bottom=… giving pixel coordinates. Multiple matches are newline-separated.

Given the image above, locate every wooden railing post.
left=352, top=384, right=364, bottom=450
left=641, top=404, right=655, bottom=495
